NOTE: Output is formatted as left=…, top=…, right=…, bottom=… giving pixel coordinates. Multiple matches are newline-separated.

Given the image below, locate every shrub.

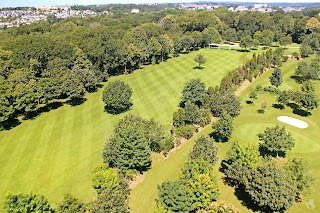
left=176, top=125, right=196, bottom=139
left=263, top=86, right=279, bottom=94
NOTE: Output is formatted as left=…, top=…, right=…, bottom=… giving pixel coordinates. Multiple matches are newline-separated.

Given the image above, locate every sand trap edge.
left=277, top=116, right=308, bottom=129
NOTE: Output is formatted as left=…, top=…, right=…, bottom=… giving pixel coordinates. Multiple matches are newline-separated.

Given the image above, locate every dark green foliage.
left=160, top=135, right=175, bottom=156
left=4, top=193, right=54, bottom=213
left=263, top=85, right=279, bottom=94
left=93, top=185, right=129, bottom=213
left=173, top=108, right=185, bottom=128
left=209, top=92, right=241, bottom=118
left=103, top=80, right=133, bottom=114
left=189, top=136, right=218, bottom=166
left=300, top=44, right=313, bottom=58
left=176, top=125, right=196, bottom=139
left=279, top=35, right=292, bottom=47
left=57, top=194, right=86, bottom=213
left=277, top=90, right=291, bottom=108
left=285, top=158, right=314, bottom=200
left=213, top=111, right=234, bottom=142
left=249, top=89, right=257, bottom=103
left=194, top=53, right=207, bottom=68
left=184, top=101, right=200, bottom=124
left=240, top=36, right=253, bottom=50
left=157, top=181, right=192, bottom=212
left=197, top=108, right=211, bottom=127
left=103, top=115, right=153, bottom=173
left=258, top=125, right=295, bottom=157
left=245, top=162, right=297, bottom=212
left=181, top=79, right=206, bottom=107
left=269, top=68, right=283, bottom=88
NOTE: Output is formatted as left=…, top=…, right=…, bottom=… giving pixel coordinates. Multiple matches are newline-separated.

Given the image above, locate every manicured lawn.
left=217, top=56, right=320, bottom=213
left=0, top=48, right=253, bottom=209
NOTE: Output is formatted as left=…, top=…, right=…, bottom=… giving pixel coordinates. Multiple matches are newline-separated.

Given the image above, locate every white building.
left=131, top=8, right=140, bottom=13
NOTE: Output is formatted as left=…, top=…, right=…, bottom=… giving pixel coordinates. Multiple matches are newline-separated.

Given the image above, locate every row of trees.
left=157, top=136, right=225, bottom=212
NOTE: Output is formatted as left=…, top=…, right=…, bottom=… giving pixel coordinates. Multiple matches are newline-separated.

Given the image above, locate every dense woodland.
left=1, top=8, right=320, bottom=128
left=1, top=7, right=320, bottom=212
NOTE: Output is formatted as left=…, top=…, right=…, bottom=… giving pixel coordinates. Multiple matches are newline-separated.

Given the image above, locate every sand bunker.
left=277, top=116, right=308, bottom=129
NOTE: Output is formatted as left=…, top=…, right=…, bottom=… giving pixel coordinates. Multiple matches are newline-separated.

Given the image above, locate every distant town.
left=0, top=2, right=314, bottom=29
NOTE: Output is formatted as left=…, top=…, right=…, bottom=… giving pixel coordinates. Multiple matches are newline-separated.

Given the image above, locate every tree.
left=103, top=80, right=133, bottom=114
left=306, top=17, right=320, bottom=33
left=198, top=201, right=240, bottom=213
left=299, top=90, right=319, bottom=112
left=300, top=44, right=313, bottom=58
left=187, top=173, right=220, bottom=211
left=285, top=158, right=314, bottom=200
left=103, top=115, right=152, bottom=173
left=269, top=68, right=283, bottom=87
left=240, top=36, right=253, bottom=50
left=4, top=193, right=54, bottom=213
left=158, top=181, right=192, bottom=212
left=277, top=90, right=290, bottom=108
left=213, top=111, right=234, bottom=142
left=224, top=141, right=261, bottom=169
left=279, top=35, right=292, bottom=48
left=258, top=125, right=295, bottom=157
left=91, top=164, right=122, bottom=194
left=209, top=92, right=242, bottom=118
left=194, top=53, right=207, bottom=68
left=184, top=101, right=200, bottom=124
left=0, top=77, right=14, bottom=123
left=57, top=194, right=86, bottom=213
left=245, top=162, right=297, bottom=212
left=181, top=79, right=206, bottom=107
left=249, top=89, right=257, bottom=103
left=93, top=185, right=129, bottom=213
left=189, top=135, right=219, bottom=166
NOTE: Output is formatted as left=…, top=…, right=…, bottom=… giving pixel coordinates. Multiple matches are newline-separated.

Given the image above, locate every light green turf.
left=216, top=56, right=320, bottom=213
left=0, top=48, right=254, bottom=209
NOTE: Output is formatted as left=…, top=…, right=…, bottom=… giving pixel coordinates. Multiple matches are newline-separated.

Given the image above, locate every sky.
left=0, top=0, right=319, bottom=8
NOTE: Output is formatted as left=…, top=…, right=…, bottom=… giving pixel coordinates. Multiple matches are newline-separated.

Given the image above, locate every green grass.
left=216, top=56, right=320, bottom=213
left=0, top=48, right=253, bottom=209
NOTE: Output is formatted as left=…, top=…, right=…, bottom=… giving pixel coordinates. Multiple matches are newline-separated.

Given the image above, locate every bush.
left=197, top=108, right=212, bottom=127
left=176, top=125, right=196, bottom=139
left=263, top=86, right=279, bottom=94
left=282, top=55, right=289, bottom=62
left=255, top=85, right=262, bottom=92
left=161, top=135, right=175, bottom=156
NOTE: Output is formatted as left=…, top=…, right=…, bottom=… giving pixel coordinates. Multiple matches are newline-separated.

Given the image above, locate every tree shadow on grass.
left=246, top=100, right=253, bottom=104
left=104, top=104, right=132, bottom=115
left=293, top=108, right=311, bottom=117
left=68, top=97, right=87, bottom=106
left=193, top=66, right=205, bottom=70
left=209, top=132, right=229, bottom=143
left=24, top=102, right=64, bottom=120
left=290, top=75, right=304, bottom=84
left=0, top=118, right=21, bottom=131
left=237, top=49, right=251, bottom=52
left=272, top=103, right=284, bottom=110
left=234, top=187, right=264, bottom=212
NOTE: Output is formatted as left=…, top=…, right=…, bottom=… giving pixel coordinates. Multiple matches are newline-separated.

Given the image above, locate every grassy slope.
left=0, top=48, right=252, bottom=208
left=216, top=57, right=320, bottom=213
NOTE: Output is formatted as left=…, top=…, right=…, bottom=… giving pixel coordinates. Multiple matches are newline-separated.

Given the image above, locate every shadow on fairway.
left=0, top=118, right=21, bottom=131
left=24, top=101, right=64, bottom=120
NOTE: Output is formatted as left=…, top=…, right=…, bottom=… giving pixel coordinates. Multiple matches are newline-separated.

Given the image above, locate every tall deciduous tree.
left=103, top=115, right=152, bottom=173
left=181, top=79, right=206, bottom=107
left=57, top=194, right=86, bottom=213
left=258, top=125, right=295, bottom=157
left=103, top=80, right=133, bottom=114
